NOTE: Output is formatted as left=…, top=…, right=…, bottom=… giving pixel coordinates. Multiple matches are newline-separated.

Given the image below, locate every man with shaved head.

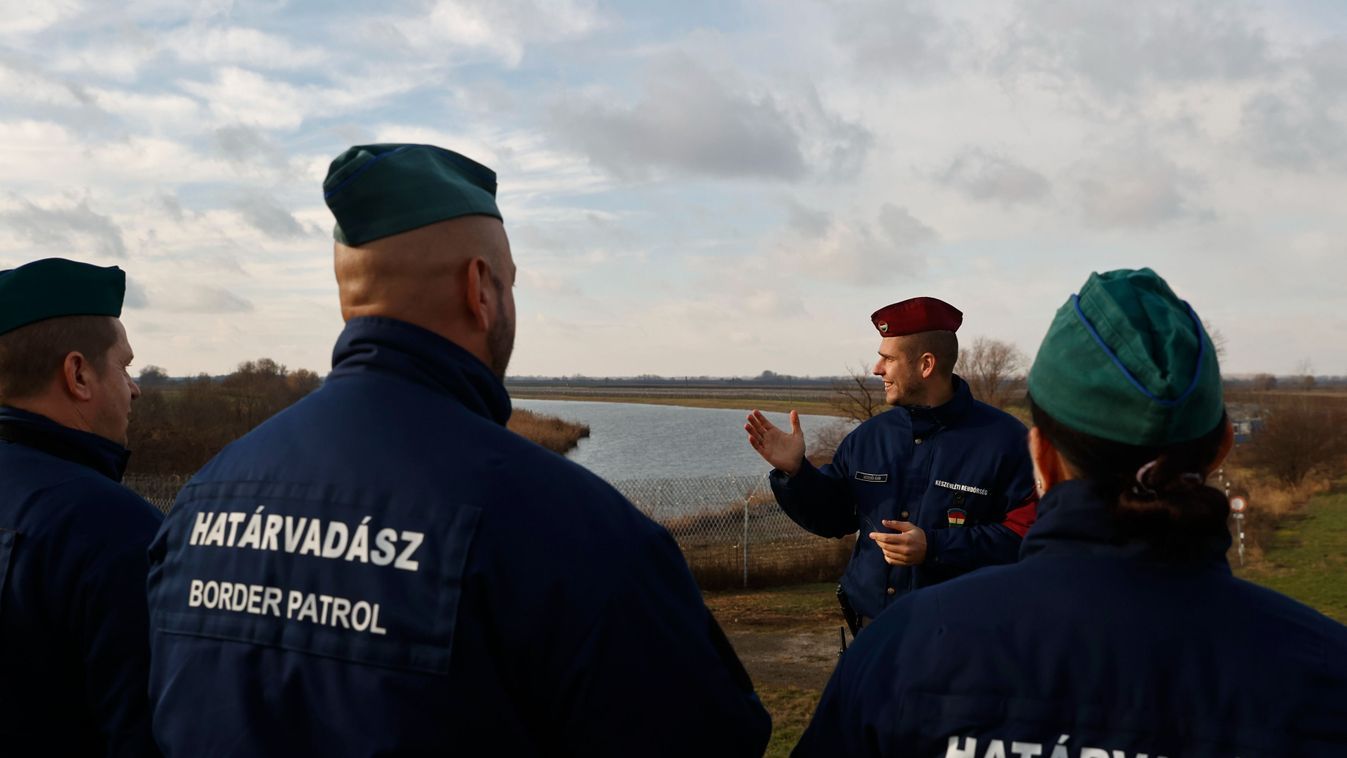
left=145, top=144, right=770, bottom=756
left=746, top=297, right=1037, bottom=635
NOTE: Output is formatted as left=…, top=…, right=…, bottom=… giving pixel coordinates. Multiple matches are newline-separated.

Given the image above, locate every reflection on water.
left=513, top=399, right=850, bottom=482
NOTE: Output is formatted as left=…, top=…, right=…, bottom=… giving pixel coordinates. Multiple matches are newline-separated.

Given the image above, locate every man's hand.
left=744, top=409, right=806, bottom=477
left=869, top=520, right=927, bottom=566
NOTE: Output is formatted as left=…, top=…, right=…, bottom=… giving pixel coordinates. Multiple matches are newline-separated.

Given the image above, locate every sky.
left=2, top=0, right=1346, bottom=378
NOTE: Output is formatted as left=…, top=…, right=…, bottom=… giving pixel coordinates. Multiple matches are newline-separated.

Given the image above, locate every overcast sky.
left=2, top=0, right=1345, bottom=378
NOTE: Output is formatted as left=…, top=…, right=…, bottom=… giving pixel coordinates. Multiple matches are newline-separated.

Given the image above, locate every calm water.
left=513, top=399, right=849, bottom=482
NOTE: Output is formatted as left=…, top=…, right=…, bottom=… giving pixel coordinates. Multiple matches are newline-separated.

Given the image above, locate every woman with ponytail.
left=795, top=268, right=1347, bottom=757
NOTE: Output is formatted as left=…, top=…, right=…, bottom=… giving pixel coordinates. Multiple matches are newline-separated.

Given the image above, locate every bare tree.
left=1294, top=358, right=1316, bottom=391
left=1242, top=396, right=1347, bottom=489
left=806, top=420, right=853, bottom=467
left=1250, top=373, right=1277, bottom=392
left=1202, top=318, right=1228, bottom=362
left=830, top=364, right=885, bottom=422
left=961, top=337, right=1026, bottom=409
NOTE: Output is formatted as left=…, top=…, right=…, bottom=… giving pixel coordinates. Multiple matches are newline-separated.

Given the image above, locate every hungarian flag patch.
left=946, top=508, right=967, bottom=527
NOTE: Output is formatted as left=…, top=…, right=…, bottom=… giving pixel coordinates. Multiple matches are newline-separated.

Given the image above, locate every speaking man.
left=745, top=297, right=1036, bottom=631
left=146, top=144, right=771, bottom=756
left=0, top=258, right=162, bottom=756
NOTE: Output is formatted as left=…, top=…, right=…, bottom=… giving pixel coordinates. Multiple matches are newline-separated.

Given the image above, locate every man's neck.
left=920, top=377, right=955, bottom=408
left=5, top=395, right=88, bottom=435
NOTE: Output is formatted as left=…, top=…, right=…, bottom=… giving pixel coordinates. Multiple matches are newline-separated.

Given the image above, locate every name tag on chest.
left=854, top=471, right=889, bottom=483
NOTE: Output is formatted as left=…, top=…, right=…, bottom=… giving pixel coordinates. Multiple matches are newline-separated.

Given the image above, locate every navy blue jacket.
left=796, top=479, right=1347, bottom=756
left=0, top=407, right=163, bottom=757
left=146, top=317, right=770, bottom=757
left=770, top=377, right=1035, bottom=619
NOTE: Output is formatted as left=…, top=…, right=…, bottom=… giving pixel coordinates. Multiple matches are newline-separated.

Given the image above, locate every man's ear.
left=919, top=352, right=937, bottom=379
left=62, top=352, right=95, bottom=401
left=464, top=256, right=493, bottom=332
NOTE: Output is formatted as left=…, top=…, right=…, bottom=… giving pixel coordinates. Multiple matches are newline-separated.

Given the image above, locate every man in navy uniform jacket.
left=0, top=258, right=162, bottom=756
left=746, top=297, right=1036, bottom=627
left=795, top=269, right=1347, bottom=756
left=146, top=144, right=771, bottom=757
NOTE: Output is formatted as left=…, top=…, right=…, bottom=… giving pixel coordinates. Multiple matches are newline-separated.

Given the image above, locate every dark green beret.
left=1027, top=268, right=1224, bottom=446
left=322, top=143, right=502, bottom=246
left=0, top=258, right=125, bottom=337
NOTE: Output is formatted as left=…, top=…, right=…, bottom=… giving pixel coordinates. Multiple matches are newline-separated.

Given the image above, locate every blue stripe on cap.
left=323, top=145, right=415, bottom=200
left=1071, top=293, right=1207, bottom=409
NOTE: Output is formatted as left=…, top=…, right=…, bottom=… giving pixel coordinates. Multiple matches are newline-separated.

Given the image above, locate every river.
left=513, top=399, right=850, bottom=482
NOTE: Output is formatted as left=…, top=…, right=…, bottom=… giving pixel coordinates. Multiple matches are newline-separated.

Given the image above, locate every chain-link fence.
left=124, top=474, right=189, bottom=514
left=613, top=474, right=852, bottom=589
left=126, top=472, right=850, bottom=590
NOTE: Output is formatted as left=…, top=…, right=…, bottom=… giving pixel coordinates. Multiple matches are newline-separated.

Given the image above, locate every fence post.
left=742, top=487, right=750, bottom=589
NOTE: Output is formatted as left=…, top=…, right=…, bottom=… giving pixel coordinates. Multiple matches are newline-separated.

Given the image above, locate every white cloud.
left=1074, top=147, right=1208, bottom=228
left=938, top=148, right=1051, bottom=206
left=393, top=0, right=604, bottom=67
left=0, top=0, right=83, bottom=39
left=0, top=59, right=92, bottom=108
left=549, top=53, right=870, bottom=182
left=0, top=197, right=126, bottom=258
left=831, top=0, right=954, bottom=78
left=165, top=26, right=325, bottom=70
left=1000, top=0, right=1272, bottom=98
left=770, top=203, right=934, bottom=285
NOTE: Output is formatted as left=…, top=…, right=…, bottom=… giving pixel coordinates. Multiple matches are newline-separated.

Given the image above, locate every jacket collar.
left=1021, top=479, right=1232, bottom=569
left=329, top=316, right=512, bottom=426
left=0, top=406, right=131, bottom=481
left=903, top=374, right=973, bottom=436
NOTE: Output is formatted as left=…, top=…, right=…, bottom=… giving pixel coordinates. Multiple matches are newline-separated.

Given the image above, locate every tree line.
left=127, top=359, right=321, bottom=476
left=127, top=359, right=592, bottom=476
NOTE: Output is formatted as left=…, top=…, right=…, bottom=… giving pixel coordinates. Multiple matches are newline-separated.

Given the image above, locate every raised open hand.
left=744, top=409, right=806, bottom=477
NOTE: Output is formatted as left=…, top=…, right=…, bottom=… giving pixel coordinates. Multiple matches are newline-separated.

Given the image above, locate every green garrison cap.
left=322, top=143, right=502, bottom=246
left=0, top=258, right=125, bottom=337
left=1027, top=268, right=1223, bottom=446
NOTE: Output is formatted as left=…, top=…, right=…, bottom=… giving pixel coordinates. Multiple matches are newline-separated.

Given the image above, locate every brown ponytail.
left=1029, top=395, right=1230, bottom=554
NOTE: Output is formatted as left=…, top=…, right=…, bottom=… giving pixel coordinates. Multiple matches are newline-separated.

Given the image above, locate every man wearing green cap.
left=794, top=268, right=1347, bottom=756
left=0, top=258, right=163, bottom=756
left=146, top=144, right=771, bottom=756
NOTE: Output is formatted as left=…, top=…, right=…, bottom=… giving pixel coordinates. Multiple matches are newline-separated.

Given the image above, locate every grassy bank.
left=705, top=583, right=840, bottom=758
left=507, top=408, right=590, bottom=454
left=1237, top=484, right=1347, bottom=623
left=510, top=385, right=843, bottom=417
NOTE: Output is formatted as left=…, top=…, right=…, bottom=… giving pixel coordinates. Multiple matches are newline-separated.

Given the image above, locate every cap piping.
left=1070, top=293, right=1207, bottom=409
left=323, top=144, right=415, bottom=200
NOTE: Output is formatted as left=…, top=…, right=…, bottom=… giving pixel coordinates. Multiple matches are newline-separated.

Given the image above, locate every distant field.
left=509, top=383, right=845, bottom=417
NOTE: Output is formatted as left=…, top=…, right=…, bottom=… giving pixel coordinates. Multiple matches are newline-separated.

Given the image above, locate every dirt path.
left=721, top=626, right=839, bottom=691
left=704, top=582, right=846, bottom=753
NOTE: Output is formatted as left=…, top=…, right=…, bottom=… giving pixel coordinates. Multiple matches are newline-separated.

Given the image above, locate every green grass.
left=1238, top=486, right=1347, bottom=623
left=758, top=685, right=823, bottom=757
left=704, top=582, right=840, bottom=629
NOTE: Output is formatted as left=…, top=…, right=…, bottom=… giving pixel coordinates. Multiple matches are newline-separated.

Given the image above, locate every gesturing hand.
left=869, top=520, right=927, bottom=566
left=744, top=409, right=806, bottom=477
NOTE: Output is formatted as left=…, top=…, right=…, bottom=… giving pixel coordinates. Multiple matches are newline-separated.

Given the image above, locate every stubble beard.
left=485, top=278, right=515, bottom=381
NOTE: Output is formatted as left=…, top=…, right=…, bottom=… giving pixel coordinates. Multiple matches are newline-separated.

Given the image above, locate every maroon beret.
left=870, top=297, right=963, bottom=336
